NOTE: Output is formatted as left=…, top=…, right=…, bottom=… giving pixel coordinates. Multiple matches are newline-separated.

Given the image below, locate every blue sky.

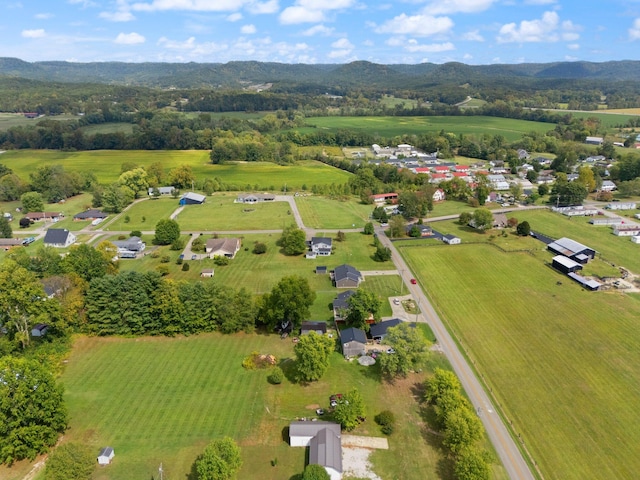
left=2, top=0, right=640, bottom=65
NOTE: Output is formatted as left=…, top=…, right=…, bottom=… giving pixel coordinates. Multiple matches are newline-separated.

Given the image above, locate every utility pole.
left=159, top=463, right=163, bottom=480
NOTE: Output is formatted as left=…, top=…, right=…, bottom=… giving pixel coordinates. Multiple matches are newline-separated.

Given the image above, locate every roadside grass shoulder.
left=400, top=242, right=640, bottom=480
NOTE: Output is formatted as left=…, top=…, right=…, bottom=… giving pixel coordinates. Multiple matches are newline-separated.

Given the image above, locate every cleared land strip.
left=376, top=226, right=536, bottom=480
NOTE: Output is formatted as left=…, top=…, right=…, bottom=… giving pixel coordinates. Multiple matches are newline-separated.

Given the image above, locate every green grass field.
left=175, top=196, right=292, bottom=231
left=104, top=197, right=179, bottom=231
left=50, top=332, right=487, bottom=480
left=0, top=113, right=78, bottom=131
left=0, top=150, right=352, bottom=188
left=295, top=196, right=373, bottom=229
left=300, top=116, right=554, bottom=142
left=79, top=122, right=134, bottom=135
left=399, top=242, right=640, bottom=480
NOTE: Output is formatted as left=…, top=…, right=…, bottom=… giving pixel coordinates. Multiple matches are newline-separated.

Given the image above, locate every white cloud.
left=524, top=0, right=556, bottom=4
left=279, top=0, right=355, bottom=24
left=68, top=0, right=99, bottom=7
left=567, top=43, right=579, bottom=50
left=404, top=40, right=455, bottom=53
left=100, top=10, right=136, bottom=21
left=227, top=13, right=243, bottom=22
left=279, top=6, right=325, bottom=24
left=422, top=0, right=496, bottom=15
left=376, top=14, right=454, bottom=37
left=247, top=0, right=279, bottom=14
left=114, top=32, right=146, bottom=44
left=241, top=24, right=257, bottom=34
left=461, top=30, right=484, bottom=41
left=497, top=11, right=565, bottom=43
left=331, top=37, right=353, bottom=49
left=629, top=18, right=640, bottom=40
left=22, top=29, right=46, bottom=38
left=132, top=0, right=248, bottom=12
left=302, top=24, right=334, bottom=36
left=34, top=13, right=54, bottom=19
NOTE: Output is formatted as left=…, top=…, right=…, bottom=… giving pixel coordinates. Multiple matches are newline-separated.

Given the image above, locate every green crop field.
left=300, top=116, right=554, bottom=142
left=50, top=332, right=478, bottom=480
left=0, top=113, right=78, bottom=132
left=0, top=150, right=351, bottom=187
left=79, top=122, right=134, bottom=135
left=399, top=242, right=640, bottom=480
left=295, top=196, right=373, bottom=229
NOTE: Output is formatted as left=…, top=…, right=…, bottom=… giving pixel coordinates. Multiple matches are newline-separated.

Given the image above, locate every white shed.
left=97, top=447, right=115, bottom=465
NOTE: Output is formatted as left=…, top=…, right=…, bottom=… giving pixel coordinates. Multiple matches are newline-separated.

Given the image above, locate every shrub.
left=381, top=424, right=394, bottom=435
left=123, top=215, right=130, bottom=223
left=214, top=255, right=230, bottom=266
left=45, top=443, right=95, bottom=480
left=182, top=262, right=190, bottom=271
left=176, top=257, right=183, bottom=265
left=150, top=251, right=160, bottom=259
left=156, top=265, right=169, bottom=276
left=268, top=367, right=284, bottom=385
left=375, top=410, right=395, bottom=427
left=253, top=242, right=267, bottom=254
left=130, top=230, right=142, bottom=237
left=170, top=237, right=185, bottom=250
left=160, top=254, right=171, bottom=263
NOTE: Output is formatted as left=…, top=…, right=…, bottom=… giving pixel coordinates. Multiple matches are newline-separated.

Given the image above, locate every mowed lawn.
left=104, top=197, right=180, bottom=231
left=295, top=196, right=373, bottom=229
left=0, top=150, right=351, bottom=188
left=301, top=116, right=553, bottom=142
left=58, top=333, right=477, bottom=480
left=175, top=197, right=292, bottom=231
left=400, top=243, right=640, bottom=480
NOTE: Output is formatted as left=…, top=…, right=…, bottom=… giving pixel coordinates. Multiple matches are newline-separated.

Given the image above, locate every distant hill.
left=2, top=58, right=640, bottom=89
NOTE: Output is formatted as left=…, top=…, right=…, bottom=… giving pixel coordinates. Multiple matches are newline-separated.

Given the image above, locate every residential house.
left=517, top=149, right=530, bottom=160
left=25, top=212, right=63, bottom=223
left=0, top=238, right=23, bottom=250
left=585, top=155, right=606, bottom=163
left=432, top=166, right=450, bottom=174
left=536, top=175, right=555, bottom=184
left=443, top=234, right=461, bottom=245
left=200, top=269, right=214, bottom=278
left=148, top=186, right=175, bottom=196
left=600, top=180, right=617, bottom=192
left=333, top=264, right=363, bottom=288
left=607, top=202, right=636, bottom=210
left=406, top=224, right=433, bottom=237
left=310, top=237, right=333, bottom=256
left=369, top=318, right=402, bottom=342
left=429, top=173, right=447, bottom=183
left=301, top=321, right=328, bottom=335
left=43, top=229, right=76, bottom=248
left=547, top=237, right=596, bottom=263
left=432, top=188, right=446, bottom=202
left=179, top=192, right=206, bottom=205
left=332, top=290, right=356, bottom=321
left=73, top=209, right=108, bottom=221
left=369, top=193, right=398, bottom=205
left=613, top=224, right=640, bottom=237
left=112, top=236, right=146, bottom=258
left=97, top=447, right=115, bottom=466
left=492, top=213, right=508, bottom=228
left=631, top=236, right=640, bottom=244
left=236, top=193, right=276, bottom=203
left=340, top=327, right=367, bottom=357
left=205, top=238, right=241, bottom=258
left=289, top=421, right=342, bottom=480
left=413, top=167, right=431, bottom=175
left=590, top=217, right=623, bottom=226
left=454, top=165, right=470, bottom=173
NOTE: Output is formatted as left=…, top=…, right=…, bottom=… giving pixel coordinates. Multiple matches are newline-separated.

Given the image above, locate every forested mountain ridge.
left=3, top=58, right=640, bottom=89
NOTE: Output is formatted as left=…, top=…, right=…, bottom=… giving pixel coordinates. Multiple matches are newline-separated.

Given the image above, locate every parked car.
left=191, top=254, right=197, bottom=260
left=386, top=348, right=396, bottom=354
left=393, top=298, right=400, bottom=305
left=410, top=278, right=417, bottom=284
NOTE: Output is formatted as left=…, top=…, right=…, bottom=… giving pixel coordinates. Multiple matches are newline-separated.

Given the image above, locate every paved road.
left=375, top=226, right=536, bottom=480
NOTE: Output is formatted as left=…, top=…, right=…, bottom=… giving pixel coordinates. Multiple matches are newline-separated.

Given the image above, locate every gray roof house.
left=340, top=327, right=367, bottom=357
left=332, top=290, right=356, bottom=321
left=73, top=209, right=108, bottom=221
left=369, top=318, right=402, bottom=342
left=236, top=193, right=276, bottom=203
left=301, top=321, right=328, bottom=335
left=289, top=421, right=342, bottom=480
left=206, top=238, right=241, bottom=258
left=547, top=237, right=596, bottom=264
left=333, top=264, right=363, bottom=288
left=179, top=192, right=206, bottom=205
left=310, top=237, right=333, bottom=256
left=113, top=236, right=146, bottom=258
left=43, top=229, right=76, bottom=248
left=149, top=186, right=175, bottom=196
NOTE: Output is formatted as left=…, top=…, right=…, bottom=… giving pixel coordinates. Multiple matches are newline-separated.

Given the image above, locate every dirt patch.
left=305, top=404, right=320, bottom=410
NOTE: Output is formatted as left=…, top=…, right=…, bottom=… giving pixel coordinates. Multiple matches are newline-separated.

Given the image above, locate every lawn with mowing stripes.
left=103, top=197, right=178, bottom=231
left=399, top=242, right=640, bottom=480
left=295, top=196, right=373, bottom=229
left=0, top=150, right=351, bottom=187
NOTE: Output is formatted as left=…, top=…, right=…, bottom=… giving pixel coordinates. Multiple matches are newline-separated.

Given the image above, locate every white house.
left=607, top=202, right=636, bottom=210
left=600, top=180, right=617, bottom=192
left=310, top=237, right=332, bottom=256
left=443, top=234, right=461, bottom=245
left=632, top=236, right=640, bottom=244
left=432, top=188, right=446, bottom=202
left=613, top=224, right=640, bottom=236
left=148, top=186, right=175, bottom=196
left=43, top=229, right=76, bottom=248
left=290, top=421, right=342, bottom=480
left=97, top=447, right=115, bottom=465
left=205, top=238, right=241, bottom=258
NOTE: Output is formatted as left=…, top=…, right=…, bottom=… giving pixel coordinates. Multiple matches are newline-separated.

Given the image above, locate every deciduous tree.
left=333, top=388, right=366, bottom=431
left=294, top=331, right=334, bottom=382
left=45, top=443, right=95, bottom=480
left=472, top=208, right=493, bottom=231
left=153, top=218, right=181, bottom=245
left=0, top=356, right=68, bottom=464
left=21, top=191, right=44, bottom=213
left=278, top=224, right=307, bottom=255
left=257, top=275, right=316, bottom=331
left=345, top=289, right=381, bottom=331
left=0, top=216, right=11, bottom=238
left=195, top=437, right=242, bottom=480
left=516, top=221, right=531, bottom=236
left=378, top=323, right=430, bottom=379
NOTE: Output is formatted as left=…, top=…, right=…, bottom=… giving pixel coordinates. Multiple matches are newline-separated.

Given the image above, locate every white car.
left=393, top=298, right=400, bottom=305
left=386, top=348, right=396, bottom=354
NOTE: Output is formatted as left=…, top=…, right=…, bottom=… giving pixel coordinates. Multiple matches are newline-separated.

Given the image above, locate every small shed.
left=316, top=266, right=327, bottom=275
left=340, top=327, right=366, bottom=357
left=31, top=323, right=49, bottom=337
left=552, top=255, right=583, bottom=274
left=97, top=447, right=115, bottom=465
left=301, top=321, right=328, bottom=335
left=443, top=234, right=461, bottom=245
left=201, top=269, right=214, bottom=278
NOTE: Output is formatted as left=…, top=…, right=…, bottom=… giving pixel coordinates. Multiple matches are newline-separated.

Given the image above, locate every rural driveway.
left=275, top=194, right=305, bottom=229
left=375, top=226, right=536, bottom=480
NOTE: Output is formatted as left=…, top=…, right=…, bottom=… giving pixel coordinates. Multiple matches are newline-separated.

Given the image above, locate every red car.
left=410, top=278, right=417, bottom=284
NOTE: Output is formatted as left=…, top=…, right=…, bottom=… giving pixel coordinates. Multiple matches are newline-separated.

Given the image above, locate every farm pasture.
left=400, top=242, right=640, bottom=480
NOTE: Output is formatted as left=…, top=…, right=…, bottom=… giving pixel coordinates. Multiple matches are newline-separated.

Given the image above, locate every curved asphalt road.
left=375, top=226, right=536, bottom=480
